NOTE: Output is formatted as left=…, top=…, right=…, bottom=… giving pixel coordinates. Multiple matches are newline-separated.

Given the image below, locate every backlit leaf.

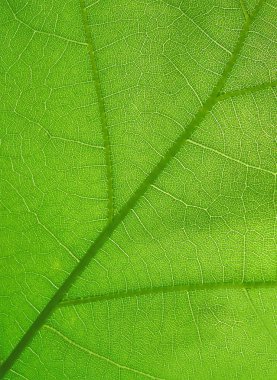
left=0, top=0, right=276, bottom=379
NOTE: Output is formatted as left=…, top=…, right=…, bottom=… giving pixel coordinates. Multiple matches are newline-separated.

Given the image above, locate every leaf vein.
left=59, top=280, right=277, bottom=308
left=79, top=0, right=115, bottom=221
left=187, top=139, right=276, bottom=176
left=44, top=325, right=165, bottom=380
left=218, top=80, right=277, bottom=100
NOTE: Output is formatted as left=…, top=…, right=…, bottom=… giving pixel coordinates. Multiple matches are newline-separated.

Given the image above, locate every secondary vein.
left=59, top=280, right=277, bottom=308
left=44, top=325, right=164, bottom=380
left=240, top=0, right=250, bottom=21
left=0, top=0, right=266, bottom=377
left=79, top=0, right=114, bottom=221
left=218, top=80, right=277, bottom=101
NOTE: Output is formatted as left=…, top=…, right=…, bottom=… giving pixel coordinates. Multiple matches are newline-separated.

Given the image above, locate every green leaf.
left=0, top=0, right=276, bottom=379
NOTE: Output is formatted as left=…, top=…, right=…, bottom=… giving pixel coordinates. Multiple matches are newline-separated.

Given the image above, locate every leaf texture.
left=0, top=0, right=276, bottom=379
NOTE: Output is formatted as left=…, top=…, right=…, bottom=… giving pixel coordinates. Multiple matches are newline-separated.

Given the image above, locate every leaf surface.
left=0, top=0, right=276, bottom=379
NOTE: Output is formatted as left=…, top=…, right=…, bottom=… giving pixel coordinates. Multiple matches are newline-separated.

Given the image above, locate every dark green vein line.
left=59, top=280, right=277, bottom=307
left=218, top=80, right=277, bottom=101
left=240, top=0, right=250, bottom=21
left=79, top=0, right=114, bottom=221
left=0, top=0, right=265, bottom=377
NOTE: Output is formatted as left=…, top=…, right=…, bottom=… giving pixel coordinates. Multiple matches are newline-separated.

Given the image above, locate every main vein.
left=0, top=0, right=265, bottom=377
left=79, top=0, right=114, bottom=221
